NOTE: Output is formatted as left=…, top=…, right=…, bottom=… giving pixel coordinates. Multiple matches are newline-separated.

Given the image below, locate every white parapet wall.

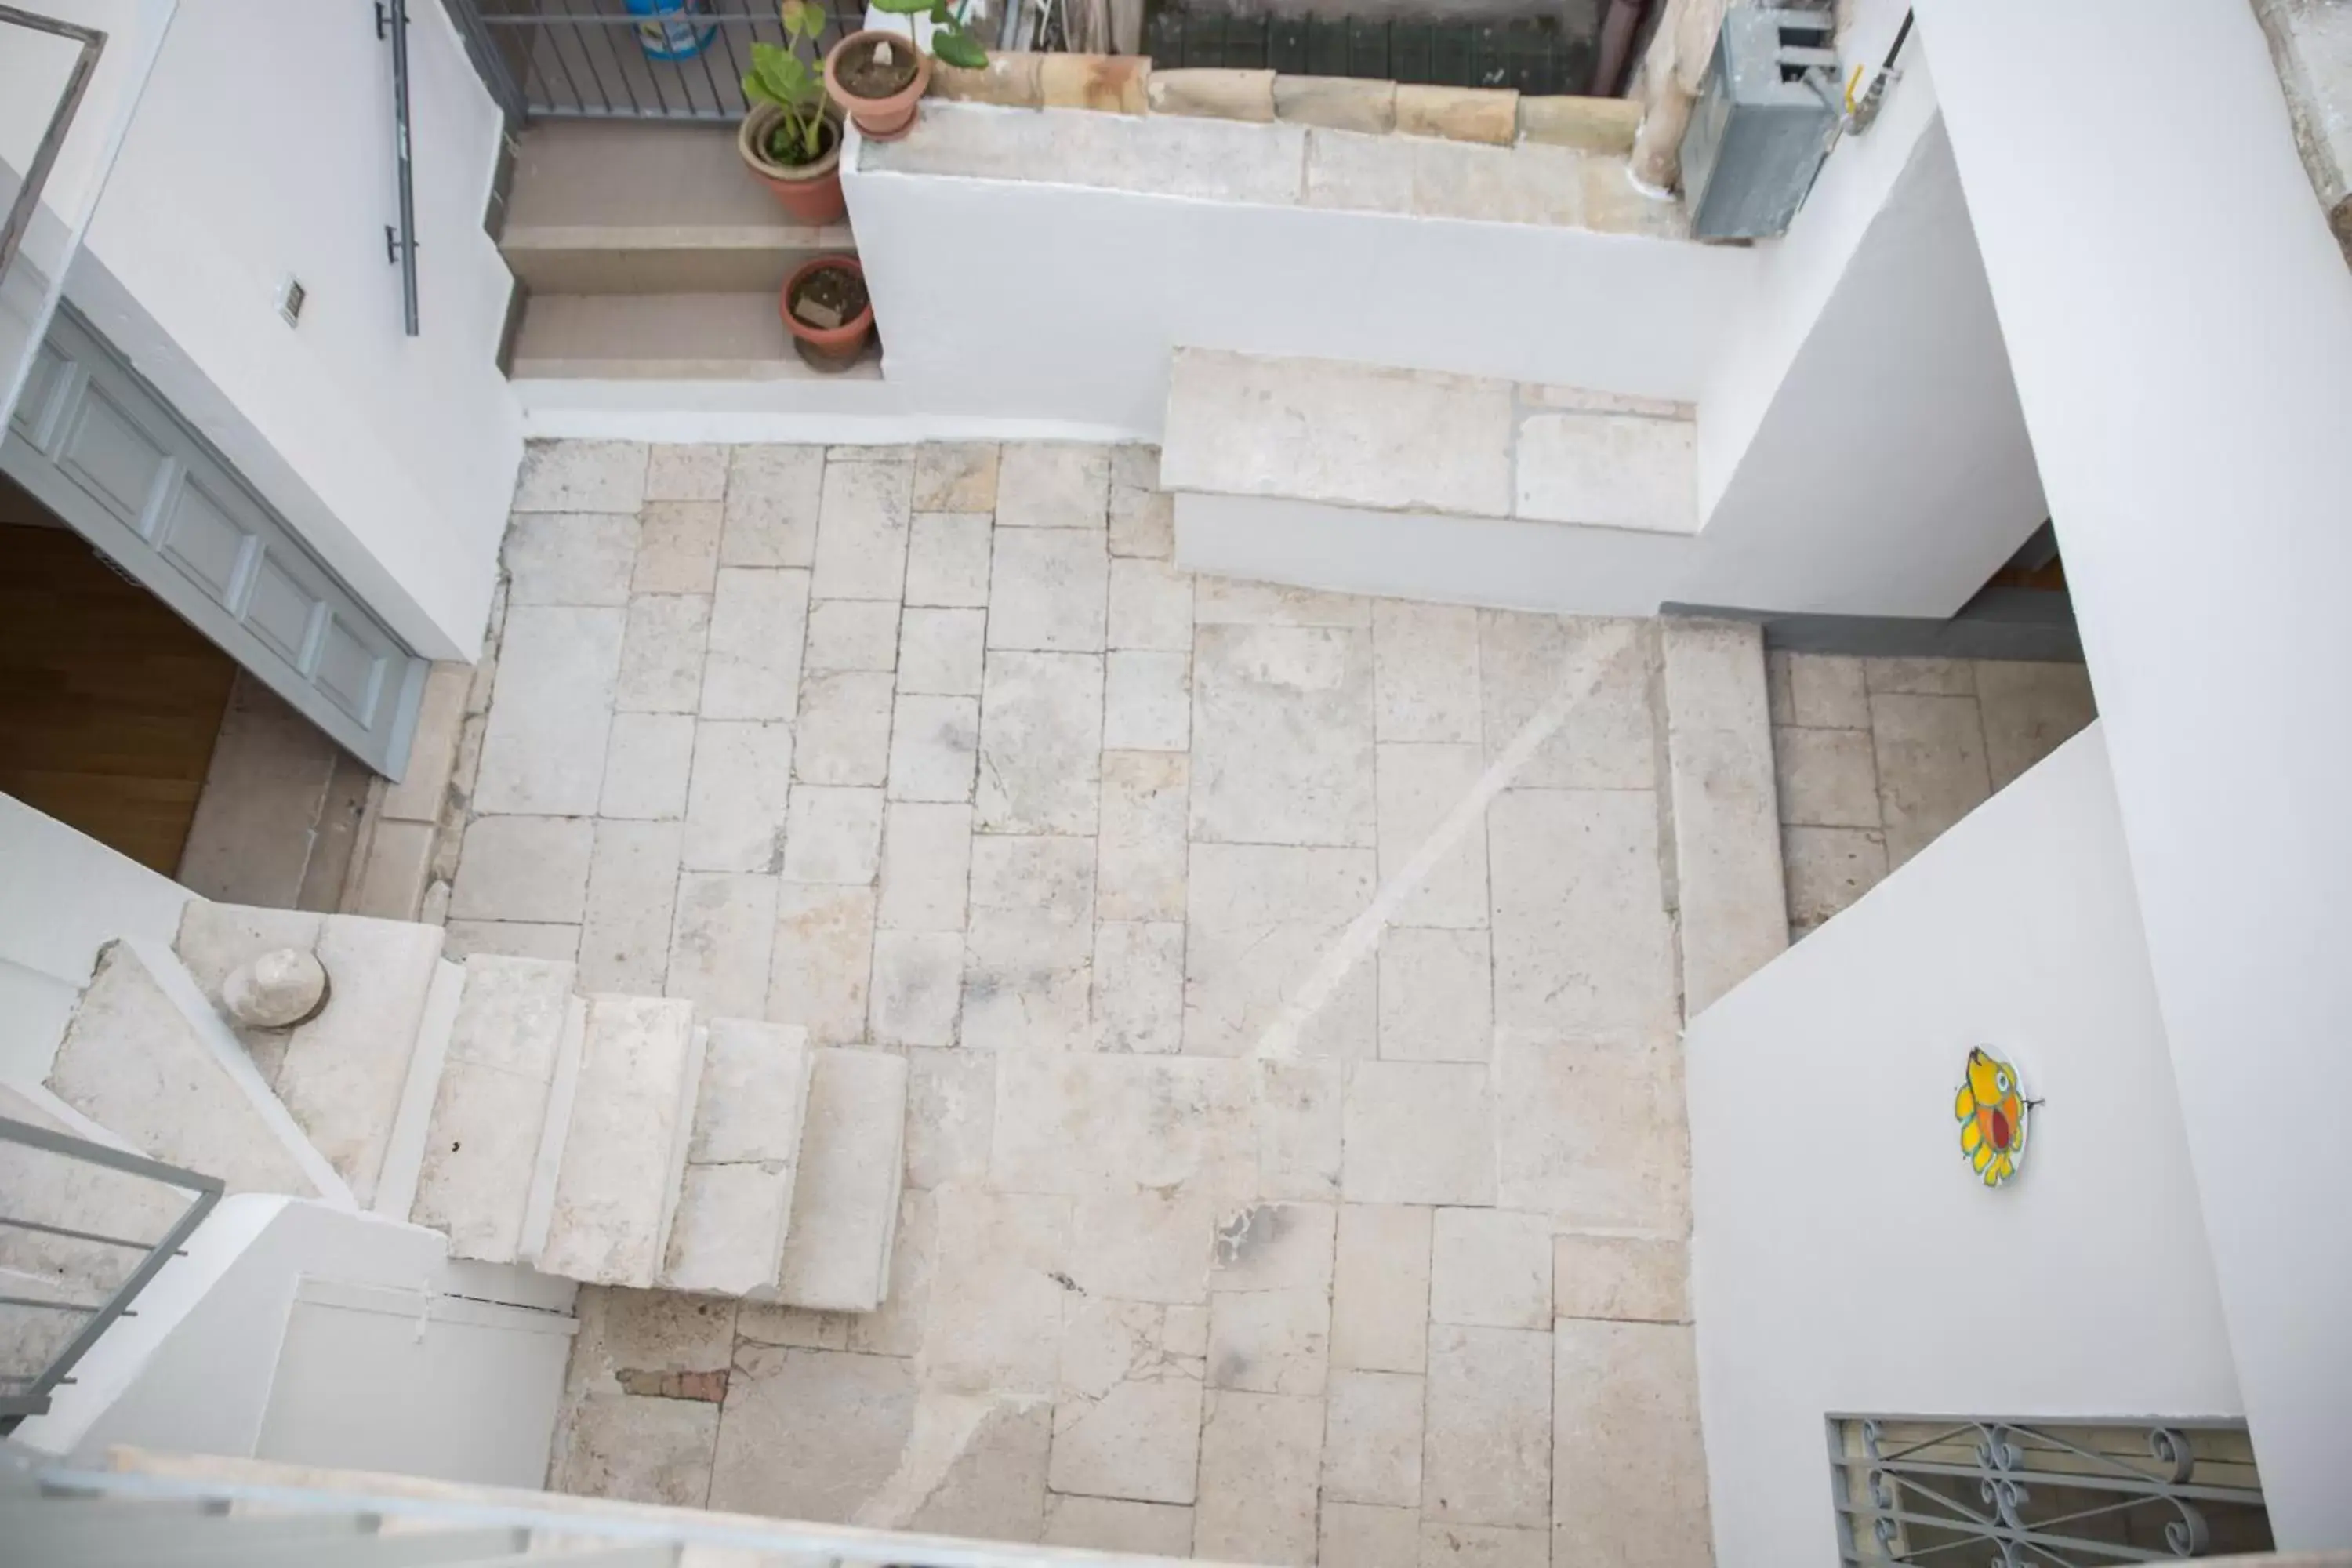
left=0, top=791, right=194, bottom=1084
left=1683, top=726, right=2244, bottom=1565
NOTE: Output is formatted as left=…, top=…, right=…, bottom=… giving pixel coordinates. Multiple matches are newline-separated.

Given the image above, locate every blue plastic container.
left=626, top=0, right=718, bottom=60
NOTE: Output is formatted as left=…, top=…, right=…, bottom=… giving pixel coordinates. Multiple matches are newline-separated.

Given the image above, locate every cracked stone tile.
left=922, top=1187, right=1073, bottom=1397
left=1049, top=1298, right=1205, bottom=1504
left=812, top=457, right=914, bottom=601
left=999, top=442, right=1111, bottom=528
left=1185, top=842, right=1377, bottom=1059
left=1255, top=1058, right=1342, bottom=1202
left=1553, top=1234, right=1690, bottom=1324
left=1478, top=612, right=1655, bottom=789
left=578, top=818, right=681, bottom=995
left=735, top=1303, right=850, bottom=1348
left=1069, top=1185, right=1215, bottom=1304
left=905, top=513, right=994, bottom=608
left=720, top=445, right=823, bottom=568
left=681, top=720, right=793, bottom=874
left=1207, top=1202, right=1335, bottom=1397
left=991, top=1054, right=1258, bottom=1200
left=989, top=528, right=1109, bottom=653
left=767, top=884, right=875, bottom=1045
left=550, top=1393, right=716, bottom=1507
left=568, top=1287, right=737, bottom=1395
left=1191, top=623, right=1376, bottom=848
left=904, top=1398, right=1053, bottom=1544
left=794, top=671, right=895, bottom=787
left=1044, top=1496, right=1195, bottom=1555
left=962, top=833, right=1096, bottom=1052
left=977, top=651, right=1102, bottom=836
left=706, top=1345, right=914, bottom=1520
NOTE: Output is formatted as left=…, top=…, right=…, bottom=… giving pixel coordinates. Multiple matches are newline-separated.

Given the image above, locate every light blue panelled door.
left=2, top=305, right=426, bottom=778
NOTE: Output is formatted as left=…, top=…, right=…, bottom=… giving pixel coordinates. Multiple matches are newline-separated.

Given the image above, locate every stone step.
left=510, top=292, right=885, bottom=382
left=1661, top=618, right=1788, bottom=1018
left=172, top=906, right=447, bottom=1209
left=0, top=1083, right=192, bottom=1305
left=409, top=956, right=581, bottom=1264
left=43, top=939, right=350, bottom=1203
left=1160, top=347, right=1698, bottom=534
left=502, top=120, right=853, bottom=296
left=771, top=1047, right=908, bottom=1312
left=658, top=1018, right=815, bottom=1297
left=532, top=993, right=701, bottom=1288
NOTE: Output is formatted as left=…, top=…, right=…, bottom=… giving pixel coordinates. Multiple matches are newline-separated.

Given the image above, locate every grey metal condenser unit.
left=1680, top=8, right=1840, bottom=241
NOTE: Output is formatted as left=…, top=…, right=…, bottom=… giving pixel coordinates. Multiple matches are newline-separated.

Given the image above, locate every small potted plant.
left=738, top=1, right=845, bottom=223
left=782, top=253, right=875, bottom=372
left=823, top=0, right=986, bottom=141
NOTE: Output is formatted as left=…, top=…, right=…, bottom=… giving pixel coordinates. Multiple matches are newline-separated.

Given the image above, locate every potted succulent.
left=823, top=0, right=986, bottom=141
left=782, top=253, right=875, bottom=372
left=738, top=1, right=846, bottom=224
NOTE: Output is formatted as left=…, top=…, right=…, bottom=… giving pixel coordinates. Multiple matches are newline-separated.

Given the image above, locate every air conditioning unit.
left=1680, top=7, right=1840, bottom=241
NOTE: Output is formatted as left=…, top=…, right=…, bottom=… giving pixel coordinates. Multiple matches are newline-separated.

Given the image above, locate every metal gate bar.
left=458, top=1, right=873, bottom=123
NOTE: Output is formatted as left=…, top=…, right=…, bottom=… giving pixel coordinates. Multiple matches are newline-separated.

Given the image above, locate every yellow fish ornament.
left=1955, top=1047, right=2031, bottom=1188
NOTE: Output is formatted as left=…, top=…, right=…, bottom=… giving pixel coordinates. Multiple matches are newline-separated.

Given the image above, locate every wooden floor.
left=0, top=488, right=240, bottom=874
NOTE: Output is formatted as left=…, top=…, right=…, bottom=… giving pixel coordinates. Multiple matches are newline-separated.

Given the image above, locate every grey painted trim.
left=2, top=306, right=426, bottom=777
left=1664, top=588, right=2085, bottom=663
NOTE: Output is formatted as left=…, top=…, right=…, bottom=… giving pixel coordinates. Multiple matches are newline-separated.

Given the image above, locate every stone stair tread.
left=1160, top=347, right=1697, bottom=535
left=510, top=292, right=886, bottom=383
left=268, top=914, right=447, bottom=1210
left=44, top=941, right=343, bottom=1202
left=659, top=1019, right=815, bottom=1296
left=171, top=902, right=327, bottom=1079
left=772, top=1047, right=908, bottom=1313
left=410, top=956, right=581, bottom=1263
left=535, top=993, right=699, bottom=1288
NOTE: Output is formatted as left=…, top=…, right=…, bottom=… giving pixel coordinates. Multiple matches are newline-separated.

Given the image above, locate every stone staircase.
left=1159, top=347, right=1704, bottom=617
left=500, top=121, right=877, bottom=384
left=39, top=902, right=907, bottom=1309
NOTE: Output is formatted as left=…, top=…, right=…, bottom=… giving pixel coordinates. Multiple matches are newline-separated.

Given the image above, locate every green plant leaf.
left=869, top=0, right=931, bottom=15
left=779, top=0, right=822, bottom=38
left=931, top=29, right=988, bottom=67
left=742, top=70, right=783, bottom=109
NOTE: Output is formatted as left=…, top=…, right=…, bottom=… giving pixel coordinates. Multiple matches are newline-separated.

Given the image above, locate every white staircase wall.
left=1683, top=727, right=2240, bottom=1566
left=0, top=793, right=194, bottom=1084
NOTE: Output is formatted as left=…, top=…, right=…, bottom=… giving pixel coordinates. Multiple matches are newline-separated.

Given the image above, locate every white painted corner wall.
left=64, top=0, right=522, bottom=660
left=1918, top=0, right=2352, bottom=1544
left=1684, top=726, right=2241, bottom=1566
left=0, top=790, right=192, bottom=1084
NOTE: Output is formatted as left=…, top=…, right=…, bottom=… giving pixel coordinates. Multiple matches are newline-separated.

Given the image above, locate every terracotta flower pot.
left=823, top=29, right=932, bottom=142
left=737, top=102, right=847, bottom=225
left=781, top=254, right=874, bottom=372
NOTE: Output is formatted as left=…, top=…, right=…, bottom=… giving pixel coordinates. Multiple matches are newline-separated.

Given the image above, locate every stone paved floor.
left=1769, top=652, right=2096, bottom=938
left=443, top=438, right=2049, bottom=1568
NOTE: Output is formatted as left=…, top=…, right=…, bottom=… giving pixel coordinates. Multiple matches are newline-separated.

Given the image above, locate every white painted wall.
left=64, top=0, right=523, bottom=659
left=1917, top=0, right=2352, bottom=1545
left=14, top=1196, right=572, bottom=1490
left=0, top=790, right=193, bottom=1083
left=1685, top=727, right=2242, bottom=1566
left=841, top=136, right=1757, bottom=435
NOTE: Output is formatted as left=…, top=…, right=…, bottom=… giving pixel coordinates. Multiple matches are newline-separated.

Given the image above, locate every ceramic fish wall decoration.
left=1955, top=1047, right=2034, bottom=1188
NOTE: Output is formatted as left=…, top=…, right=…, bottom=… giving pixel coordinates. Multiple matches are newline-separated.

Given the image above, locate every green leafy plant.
left=869, top=0, right=989, bottom=70
left=743, top=0, right=833, bottom=165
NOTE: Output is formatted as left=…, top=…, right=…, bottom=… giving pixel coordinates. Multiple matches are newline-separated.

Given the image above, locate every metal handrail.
left=0, top=1116, right=223, bottom=1433
left=0, top=4, right=106, bottom=280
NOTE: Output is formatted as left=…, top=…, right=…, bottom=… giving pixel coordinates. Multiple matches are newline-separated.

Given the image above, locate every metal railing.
left=450, top=1, right=874, bottom=125
left=0, top=1116, right=223, bottom=1434
left=1831, top=1415, right=2274, bottom=1564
